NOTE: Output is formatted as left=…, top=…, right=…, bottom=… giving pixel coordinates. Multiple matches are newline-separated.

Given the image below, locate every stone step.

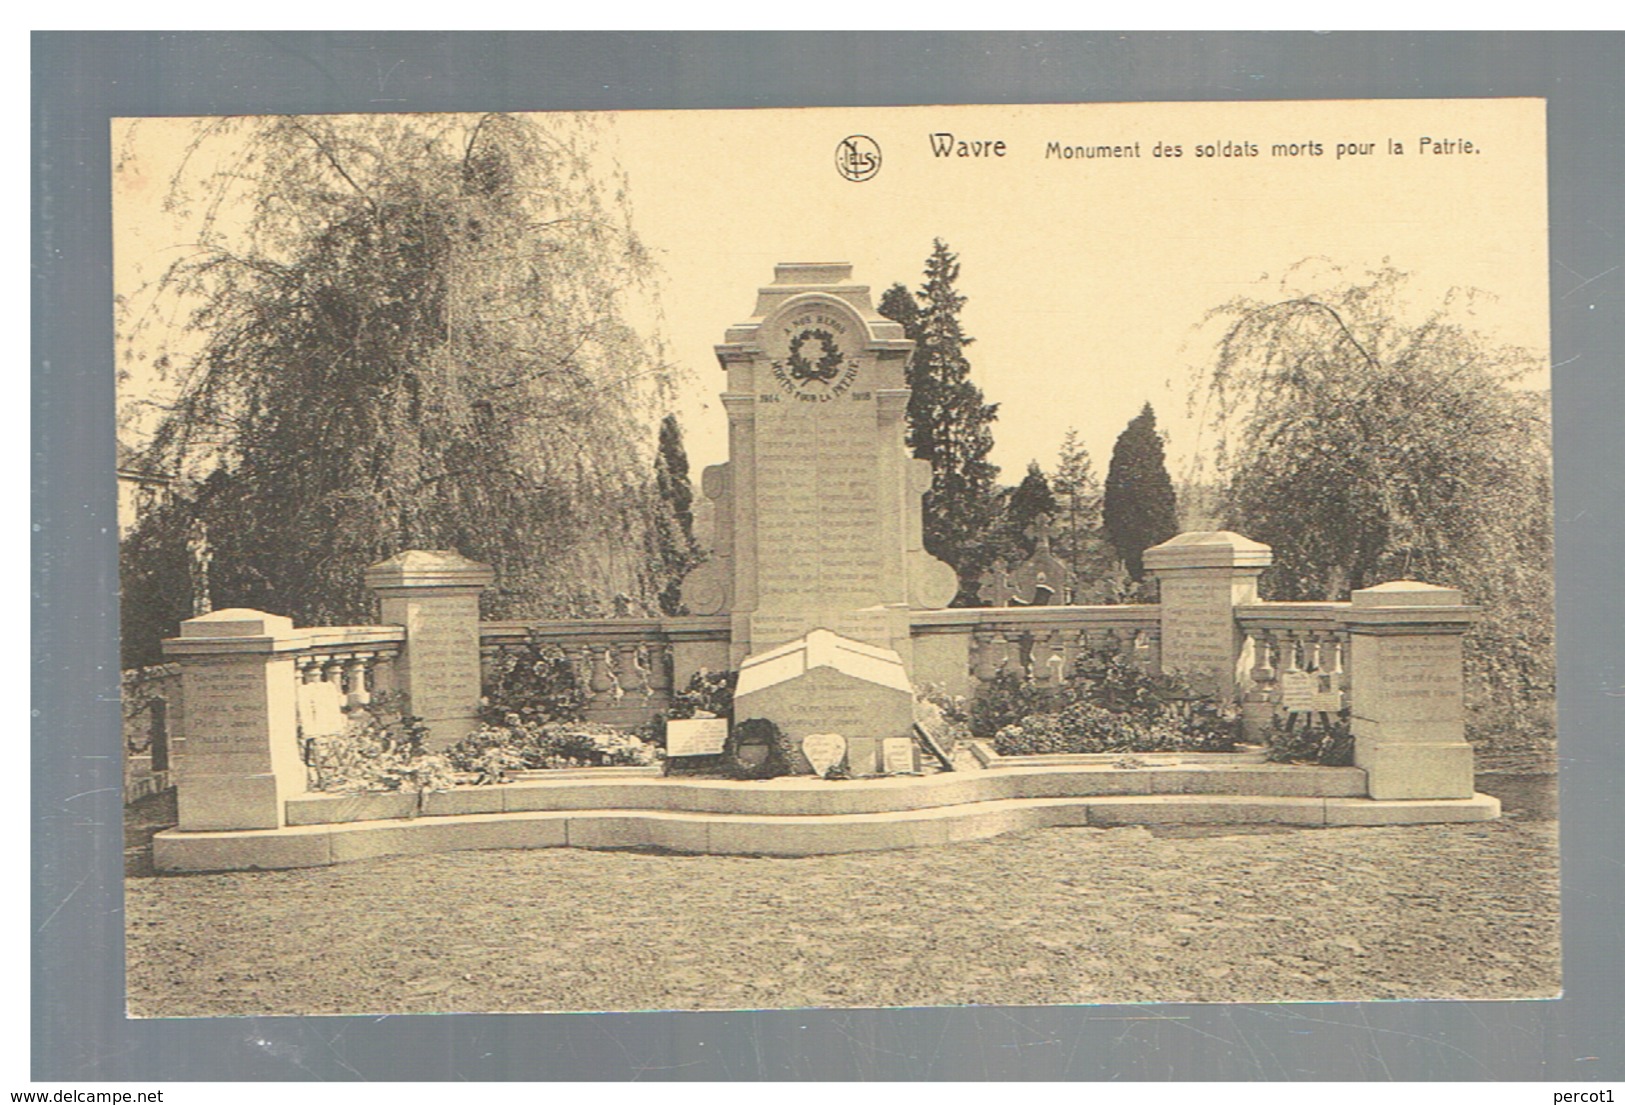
left=284, top=763, right=1371, bottom=826
left=154, top=791, right=1501, bottom=872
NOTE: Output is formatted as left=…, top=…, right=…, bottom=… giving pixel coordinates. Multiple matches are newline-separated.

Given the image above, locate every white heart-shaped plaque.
left=801, top=732, right=847, bottom=778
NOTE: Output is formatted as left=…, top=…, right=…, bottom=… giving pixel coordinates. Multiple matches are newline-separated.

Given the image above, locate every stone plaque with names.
left=1144, top=532, right=1272, bottom=700
left=666, top=717, right=730, bottom=757
left=1345, top=581, right=1477, bottom=800
left=165, top=608, right=307, bottom=831
left=366, top=550, right=494, bottom=750
left=1369, top=636, right=1463, bottom=720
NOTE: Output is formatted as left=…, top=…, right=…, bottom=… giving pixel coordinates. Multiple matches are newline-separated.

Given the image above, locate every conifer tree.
left=650, top=413, right=700, bottom=616
left=878, top=239, right=1002, bottom=600
left=1102, top=403, right=1180, bottom=579
left=1052, top=428, right=1113, bottom=589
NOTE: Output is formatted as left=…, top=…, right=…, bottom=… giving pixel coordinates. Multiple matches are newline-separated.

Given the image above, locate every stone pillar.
left=364, top=550, right=494, bottom=750
left=708, top=263, right=948, bottom=673
left=1143, top=531, right=1272, bottom=700
left=1344, top=581, right=1478, bottom=800
left=162, top=609, right=307, bottom=831
left=720, top=392, right=759, bottom=669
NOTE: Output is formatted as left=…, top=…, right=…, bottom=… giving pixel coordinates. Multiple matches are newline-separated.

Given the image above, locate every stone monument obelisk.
left=682, top=263, right=959, bottom=771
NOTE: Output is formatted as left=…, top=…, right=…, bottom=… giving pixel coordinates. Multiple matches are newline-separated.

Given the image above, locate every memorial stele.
left=682, top=263, right=960, bottom=770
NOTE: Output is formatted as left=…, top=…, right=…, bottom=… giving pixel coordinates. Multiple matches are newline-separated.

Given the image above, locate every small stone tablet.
left=801, top=732, right=847, bottom=778
left=666, top=717, right=729, bottom=757
left=881, top=737, right=916, bottom=775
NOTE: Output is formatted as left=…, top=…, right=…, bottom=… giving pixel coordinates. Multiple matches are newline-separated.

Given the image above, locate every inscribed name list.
left=1370, top=636, right=1462, bottom=721
left=1157, top=577, right=1238, bottom=682
left=181, top=659, right=275, bottom=775
left=750, top=366, right=887, bottom=644
left=406, top=599, right=481, bottom=722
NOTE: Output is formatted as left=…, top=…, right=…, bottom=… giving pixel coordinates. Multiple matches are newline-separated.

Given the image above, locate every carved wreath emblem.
left=782, top=328, right=846, bottom=384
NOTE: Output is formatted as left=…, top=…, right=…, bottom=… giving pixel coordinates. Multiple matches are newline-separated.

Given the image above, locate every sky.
left=114, top=97, right=1551, bottom=488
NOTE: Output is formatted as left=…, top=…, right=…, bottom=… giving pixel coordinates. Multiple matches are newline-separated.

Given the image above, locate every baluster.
left=587, top=645, right=616, bottom=701
left=1281, top=630, right=1303, bottom=674
left=321, top=655, right=345, bottom=686
left=1031, top=630, right=1062, bottom=687
left=1328, top=633, right=1344, bottom=678
left=980, top=629, right=1014, bottom=682
left=1248, top=628, right=1275, bottom=687
left=655, top=643, right=675, bottom=694
left=1129, top=628, right=1150, bottom=672
left=640, top=642, right=670, bottom=696
left=1143, top=626, right=1163, bottom=675
left=1016, top=630, right=1035, bottom=679
left=344, top=655, right=371, bottom=709
left=1309, top=631, right=1330, bottom=673
left=1256, top=629, right=1281, bottom=702
left=1240, top=628, right=1279, bottom=744
left=372, top=648, right=398, bottom=695
left=563, top=645, right=592, bottom=697
left=1072, top=628, right=1093, bottom=677
left=971, top=628, right=999, bottom=683
left=993, top=630, right=1014, bottom=678
left=479, top=643, right=501, bottom=688
left=634, top=644, right=657, bottom=698
left=297, top=656, right=321, bottom=684
left=615, top=642, right=646, bottom=699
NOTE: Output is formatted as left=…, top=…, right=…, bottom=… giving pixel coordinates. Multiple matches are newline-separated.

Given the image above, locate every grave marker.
left=1143, top=531, right=1271, bottom=700
left=1281, top=670, right=1343, bottom=711
left=881, top=737, right=917, bottom=775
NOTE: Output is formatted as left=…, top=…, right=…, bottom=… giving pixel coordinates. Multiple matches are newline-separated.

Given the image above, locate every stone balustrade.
left=155, top=535, right=1485, bottom=836
left=292, top=626, right=405, bottom=710
left=479, top=616, right=729, bottom=726
left=910, top=605, right=1161, bottom=695
left=1235, top=602, right=1353, bottom=738
left=481, top=606, right=1166, bottom=724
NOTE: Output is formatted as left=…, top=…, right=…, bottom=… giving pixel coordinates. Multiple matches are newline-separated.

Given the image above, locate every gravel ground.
left=124, top=773, right=1558, bottom=1016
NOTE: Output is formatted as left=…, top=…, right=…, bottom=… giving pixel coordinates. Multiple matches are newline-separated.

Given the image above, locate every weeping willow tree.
left=1191, top=263, right=1553, bottom=730
left=117, top=112, right=675, bottom=654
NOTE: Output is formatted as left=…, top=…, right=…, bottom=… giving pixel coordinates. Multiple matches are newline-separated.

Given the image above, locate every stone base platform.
left=152, top=763, right=1501, bottom=872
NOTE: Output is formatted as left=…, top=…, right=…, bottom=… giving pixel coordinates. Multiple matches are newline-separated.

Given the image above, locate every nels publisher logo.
left=835, top=135, right=881, bottom=182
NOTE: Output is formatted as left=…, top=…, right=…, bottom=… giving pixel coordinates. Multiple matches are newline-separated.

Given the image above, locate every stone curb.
left=155, top=791, right=1501, bottom=872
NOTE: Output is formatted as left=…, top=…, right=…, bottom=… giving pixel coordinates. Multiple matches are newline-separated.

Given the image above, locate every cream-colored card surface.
left=115, top=99, right=1554, bottom=1016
